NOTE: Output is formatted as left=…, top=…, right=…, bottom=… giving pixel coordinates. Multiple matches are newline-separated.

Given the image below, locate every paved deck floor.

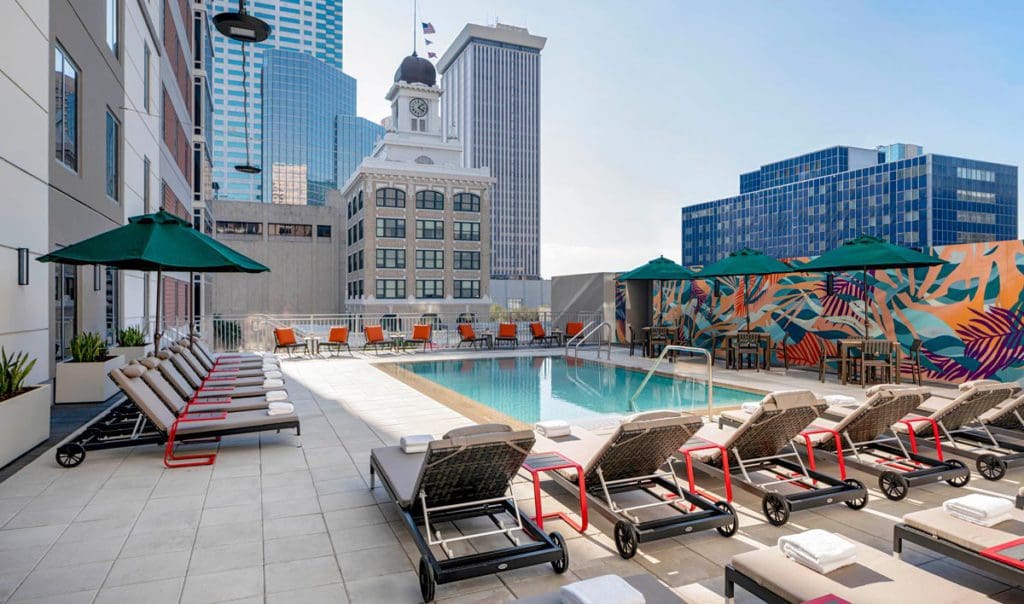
left=0, top=347, right=1021, bottom=603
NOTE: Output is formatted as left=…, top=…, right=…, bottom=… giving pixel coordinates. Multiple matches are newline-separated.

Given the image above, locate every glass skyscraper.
left=681, top=144, right=1018, bottom=265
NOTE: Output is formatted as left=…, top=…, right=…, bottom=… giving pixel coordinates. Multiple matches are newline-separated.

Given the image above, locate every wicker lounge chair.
left=982, top=391, right=1024, bottom=430
left=535, top=411, right=737, bottom=559
left=167, top=345, right=284, bottom=394
left=370, top=424, right=568, bottom=601
left=273, top=327, right=309, bottom=356
left=154, top=350, right=286, bottom=402
left=138, top=358, right=282, bottom=414
left=184, top=338, right=279, bottom=373
left=175, top=341, right=280, bottom=380
left=189, top=336, right=279, bottom=367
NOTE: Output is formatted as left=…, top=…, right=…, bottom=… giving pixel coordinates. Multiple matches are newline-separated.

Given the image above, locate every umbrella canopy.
left=697, top=248, right=791, bottom=277
left=617, top=256, right=699, bottom=281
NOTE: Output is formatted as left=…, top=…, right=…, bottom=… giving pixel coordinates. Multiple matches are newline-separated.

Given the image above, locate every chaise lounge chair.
left=189, top=336, right=279, bottom=367
left=138, top=358, right=285, bottom=414
left=153, top=350, right=287, bottom=402
left=167, top=345, right=285, bottom=395
left=981, top=390, right=1024, bottom=430
left=175, top=341, right=281, bottom=380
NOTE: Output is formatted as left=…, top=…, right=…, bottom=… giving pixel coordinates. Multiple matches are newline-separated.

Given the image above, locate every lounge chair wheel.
left=761, top=493, right=790, bottom=526
left=613, top=520, right=639, bottom=559
left=549, top=531, right=569, bottom=573
left=976, top=454, right=1007, bottom=481
left=879, top=471, right=909, bottom=501
left=55, top=443, right=86, bottom=468
left=418, top=556, right=435, bottom=602
left=843, top=478, right=869, bottom=510
left=945, top=459, right=970, bottom=487
left=714, top=501, right=739, bottom=537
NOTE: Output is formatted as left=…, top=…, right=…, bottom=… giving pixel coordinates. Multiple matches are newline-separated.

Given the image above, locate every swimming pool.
left=397, top=356, right=761, bottom=424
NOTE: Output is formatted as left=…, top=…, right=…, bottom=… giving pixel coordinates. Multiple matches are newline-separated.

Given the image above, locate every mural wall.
left=631, top=240, right=1024, bottom=384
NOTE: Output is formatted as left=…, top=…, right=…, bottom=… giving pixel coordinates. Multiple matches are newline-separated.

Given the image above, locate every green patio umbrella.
left=697, top=248, right=792, bottom=330
left=617, top=256, right=700, bottom=328
left=800, top=235, right=947, bottom=337
left=39, top=210, right=269, bottom=349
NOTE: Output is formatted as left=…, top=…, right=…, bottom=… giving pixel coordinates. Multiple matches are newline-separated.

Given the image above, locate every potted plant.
left=54, top=332, right=125, bottom=404
left=0, top=349, right=49, bottom=468
left=108, top=325, right=152, bottom=362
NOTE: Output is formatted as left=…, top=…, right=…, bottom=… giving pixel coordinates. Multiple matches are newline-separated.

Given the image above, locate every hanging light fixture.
left=213, top=0, right=270, bottom=43
left=233, top=41, right=261, bottom=174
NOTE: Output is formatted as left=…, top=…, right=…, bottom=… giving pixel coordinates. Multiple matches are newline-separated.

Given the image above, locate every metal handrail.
left=573, top=322, right=612, bottom=360
left=563, top=321, right=595, bottom=352
left=628, top=345, right=714, bottom=419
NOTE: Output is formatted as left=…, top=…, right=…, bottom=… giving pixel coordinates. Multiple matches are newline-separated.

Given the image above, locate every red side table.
left=521, top=452, right=588, bottom=533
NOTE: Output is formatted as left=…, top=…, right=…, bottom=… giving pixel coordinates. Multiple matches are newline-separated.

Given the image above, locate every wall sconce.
left=17, top=248, right=29, bottom=285
left=714, top=281, right=721, bottom=297
left=826, top=274, right=835, bottom=296
left=94, top=266, right=102, bottom=291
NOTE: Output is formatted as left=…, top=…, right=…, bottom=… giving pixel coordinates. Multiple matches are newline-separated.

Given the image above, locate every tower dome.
left=394, top=53, right=436, bottom=87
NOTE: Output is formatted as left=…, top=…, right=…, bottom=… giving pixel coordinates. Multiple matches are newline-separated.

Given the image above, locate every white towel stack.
left=263, top=370, right=283, bottom=379
left=559, top=575, right=644, bottom=604
left=401, top=434, right=433, bottom=454
left=823, top=394, right=858, bottom=408
left=536, top=419, right=571, bottom=438
left=263, top=363, right=279, bottom=371
left=741, top=401, right=762, bottom=414
left=265, top=390, right=289, bottom=403
left=263, top=378, right=285, bottom=388
left=778, top=529, right=857, bottom=574
left=267, top=402, right=294, bottom=416
left=943, top=494, right=1014, bottom=527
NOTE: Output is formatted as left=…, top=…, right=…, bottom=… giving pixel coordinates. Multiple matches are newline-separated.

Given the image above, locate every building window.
left=268, top=223, right=312, bottom=237
left=454, top=221, right=480, bottom=241
left=143, top=45, right=151, bottom=111
left=357, top=250, right=363, bottom=270
left=376, top=218, right=406, bottom=238
left=957, top=190, right=996, bottom=204
left=956, top=167, right=996, bottom=182
left=416, top=190, right=444, bottom=210
left=105, top=111, right=120, bottom=201
left=453, top=251, right=480, bottom=270
left=106, top=0, right=118, bottom=56
left=416, top=280, right=444, bottom=299
left=508, top=298, right=523, bottom=310
left=411, top=118, right=426, bottom=132
left=453, top=192, right=480, bottom=212
left=376, top=248, right=406, bottom=269
left=416, top=220, right=444, bottom=240
left=317, top=224, right=332, bottom=238
left=105, top=268, right=119, bottom=343
left=416, top=249, right=444, bottom=269
left=216, top=221, right=262, bottom=235
left=376, top=279, right=406, bottom=299
left=143, top=157, right=151, bottom=211
left=54, top=46, right=79, bottom=171
left=358, top=190, right=364, bottom=209
left=453, top=280, right=480, bottom=299
left=376, top=187, right=406, bottom=208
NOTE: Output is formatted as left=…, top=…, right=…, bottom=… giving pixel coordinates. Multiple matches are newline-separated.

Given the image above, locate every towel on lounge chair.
left=777, top=530, right=857, bottom=574
left=400, top=434, right=433, bottom=454
left=559, top=574, right=645, bottom=604
left=262, top=370, right=283, bottom=379
left=822, top=394, right=858, bottom=407
left=267, top=402, right=294, bottom=416
left=535, top=419, right=571, bottom=438
left=943, top=494, right=1014, bottom=527
left=266, top=390, right=289, bottom=402
left=263, top=378, right=284, bottom=389
left=741, top=401, right=762, bottom=414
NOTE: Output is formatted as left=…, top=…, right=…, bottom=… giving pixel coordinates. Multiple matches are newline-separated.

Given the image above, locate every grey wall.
left=490, top=278, right=551, bottom=310
left=551, top=272, right=616, bottom=334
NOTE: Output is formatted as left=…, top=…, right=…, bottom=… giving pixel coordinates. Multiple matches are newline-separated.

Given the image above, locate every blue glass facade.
left=261, top=50, right=380, bottom=205
left=681, top=145, right=1018, bottom=265
left=335, top=114, right=384, bottom=189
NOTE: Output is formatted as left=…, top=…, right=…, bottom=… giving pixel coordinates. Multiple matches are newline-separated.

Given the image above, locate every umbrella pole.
left=188, top=272, right=195, bottom=351
left=863, top=268, right=869, bottom=338
left=744, top=275, right=750, bottom=331
left=154, top=269, right=162, bottom=351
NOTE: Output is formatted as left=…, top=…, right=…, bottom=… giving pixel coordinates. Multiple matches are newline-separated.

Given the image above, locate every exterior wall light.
left=17, top=248, right=29, bottom=285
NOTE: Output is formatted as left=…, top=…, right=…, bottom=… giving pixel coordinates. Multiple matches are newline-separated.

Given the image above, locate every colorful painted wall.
left=626, top=239, right=1024, bottom=384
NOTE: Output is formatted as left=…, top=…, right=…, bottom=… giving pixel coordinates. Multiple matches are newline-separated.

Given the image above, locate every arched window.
left=376, top=187, right=405, bottom=208
left=414, top=155, right=434, bottom=165
left=415, top=190, right=444, bottom=210
left=453, top=192, right=480, bottom=212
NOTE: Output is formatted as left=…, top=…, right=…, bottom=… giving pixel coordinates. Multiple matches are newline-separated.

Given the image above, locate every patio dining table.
left=723, top=331, right=773, bottom=370
left=836, top=338, right=901, bottom=385
left=641, top=326, right=678, bottom=358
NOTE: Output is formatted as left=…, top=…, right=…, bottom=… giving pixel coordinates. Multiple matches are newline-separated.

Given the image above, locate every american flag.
left=421, top=22, right=435, bottom=34
left=428, top=52, right=437, bottom=59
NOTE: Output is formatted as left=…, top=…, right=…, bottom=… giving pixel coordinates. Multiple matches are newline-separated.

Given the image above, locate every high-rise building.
left=681, top=144, right=1018, bottom=266
left=261, top=49, right=381, bottom=206
left=438, top=23, right=546, bottom=279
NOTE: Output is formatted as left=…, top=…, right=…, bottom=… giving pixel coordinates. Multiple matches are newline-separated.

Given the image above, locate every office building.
left=261, top=49, right=382, bottom=206
left=681, top=144, right=1018, bottom=266
left=340, top=53, right=494, bottom=315
left=438, top=23, right=545, bottom=280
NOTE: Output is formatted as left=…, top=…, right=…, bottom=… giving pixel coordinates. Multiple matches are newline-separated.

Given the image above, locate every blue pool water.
left=399, top=356, right=761, bottom=424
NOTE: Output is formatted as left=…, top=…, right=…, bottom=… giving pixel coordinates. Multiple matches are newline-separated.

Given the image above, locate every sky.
left=342, top=0, right=1024, bottom=279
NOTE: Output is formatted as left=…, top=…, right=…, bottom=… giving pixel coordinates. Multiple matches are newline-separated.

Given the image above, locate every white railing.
left=628, top=345, right=715, bottom=419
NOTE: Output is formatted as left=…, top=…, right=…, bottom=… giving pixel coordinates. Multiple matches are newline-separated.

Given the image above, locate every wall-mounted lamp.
left=94, top=266, right=102, bottom=291
left=713, top=281, right=721, bottom=297
left=825, top=274, right=835, bottom=296
left=17, top=248, right=29, bottom=285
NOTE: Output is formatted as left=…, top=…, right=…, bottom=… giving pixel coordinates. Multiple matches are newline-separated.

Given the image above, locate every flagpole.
left=412, top=0, right=417, bottom=54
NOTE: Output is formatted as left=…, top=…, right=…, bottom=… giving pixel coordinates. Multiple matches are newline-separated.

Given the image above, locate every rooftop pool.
left=396, top=355, right=761, bottom=424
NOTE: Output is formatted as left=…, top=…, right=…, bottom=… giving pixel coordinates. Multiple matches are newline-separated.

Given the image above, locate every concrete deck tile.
left=265, top=582, right=350, bottom=604
left=188, top=541, right=264, bottom=576
left=103, top=549, right=191, bottom=587
left=10, top=560, right=112, bottom=600
left=264, top=531, right=335, bottom=564
left=94, top=576, right=184, bottom=604
left=264, top=555, right=342, bottom=594
left=180, top=566, right=263, bottom=604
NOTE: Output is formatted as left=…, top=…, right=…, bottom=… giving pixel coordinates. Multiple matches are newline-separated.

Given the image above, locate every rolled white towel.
left=559, top=575, right=644, bottom=604
left=944, top=494, right=1013, bottom=526
left=263, top=370, right=283, bottom=379
left=535, top=419, right=571, bottom=438
left=401, top=434, right=433, bottom=454
left=263, top=363, right=280, bottom=370
left=741, top=401, right=762, bottom=414
left=823, top=394, right=858, bottom=408
left=778, top=529, right=857, bottom=574
left=267, top=402, right=294, bottom=416
left=263, top=378, right=285, bottom=388
left=265, top=390, right=289, bottom=403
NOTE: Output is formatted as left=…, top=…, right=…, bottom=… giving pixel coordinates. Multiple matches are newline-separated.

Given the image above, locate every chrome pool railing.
left=572, top=322, right=612, bottom=360
left=628, top=345, right=714, bottom=419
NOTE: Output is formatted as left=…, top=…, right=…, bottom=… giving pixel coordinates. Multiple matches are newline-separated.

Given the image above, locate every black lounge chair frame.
left=893, top=523, right=1024, bottom=587
left=54, top=398, right=164, bottom=467
left=724, top=564, right=789, bottom=604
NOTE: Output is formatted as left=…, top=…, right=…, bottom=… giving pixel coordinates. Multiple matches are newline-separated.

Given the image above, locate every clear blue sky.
left=343, top=0, right=1024, bottom=278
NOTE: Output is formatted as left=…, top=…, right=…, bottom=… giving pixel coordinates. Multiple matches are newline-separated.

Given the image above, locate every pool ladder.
left=566, top=321, right=612, bottom=360
left=628, top=345, right=714, bottom=419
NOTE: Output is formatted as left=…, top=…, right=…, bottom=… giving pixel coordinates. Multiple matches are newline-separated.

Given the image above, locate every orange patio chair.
left=408, top=324, right=433, bottom=350
left=495, top=323, right=518, bottom=348
left=322, top=326, right=351, bottom=356
left=529, top=322, right=559, bottom=347
left=273, top=327, right=308, bottom=357
left=565, top=322, right=584, bottom=341
left=457, top=324, right=488, bottom=349
left=363, top=325, right=388, bottom=354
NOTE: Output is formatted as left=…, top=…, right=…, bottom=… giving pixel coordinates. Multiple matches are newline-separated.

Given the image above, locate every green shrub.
left=116, top=325, right=146, bottom=347
left=0, top=348, right=36, bottom=399
left=69, top=332, right=107, bottom=363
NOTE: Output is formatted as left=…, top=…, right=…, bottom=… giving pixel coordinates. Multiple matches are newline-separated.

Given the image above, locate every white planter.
left=55, top=355, right=125, bottom=404
left=0, top=385, right=50, bottom=468
left=108, top=344, right=152, bottom=363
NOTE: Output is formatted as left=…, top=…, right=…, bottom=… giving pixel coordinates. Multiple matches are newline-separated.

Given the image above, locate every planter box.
left=55, top=355, right=125, bottom=404
left=108, top=344, right=153, bottom=363
left=0, top=385, right=50, bottom=469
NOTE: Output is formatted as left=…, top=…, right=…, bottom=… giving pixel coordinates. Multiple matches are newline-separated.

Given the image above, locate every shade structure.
left=617, top=256, right=699, bottom=282
left=698, top=248, right=792, bottom=330
left=800, top=235, right=947, bottom=336
left=38, top=210, right=269, bottom=349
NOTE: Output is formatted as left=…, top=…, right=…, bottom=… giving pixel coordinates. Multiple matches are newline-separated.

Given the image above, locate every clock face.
left=409, top=98, right=429, bottom=118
